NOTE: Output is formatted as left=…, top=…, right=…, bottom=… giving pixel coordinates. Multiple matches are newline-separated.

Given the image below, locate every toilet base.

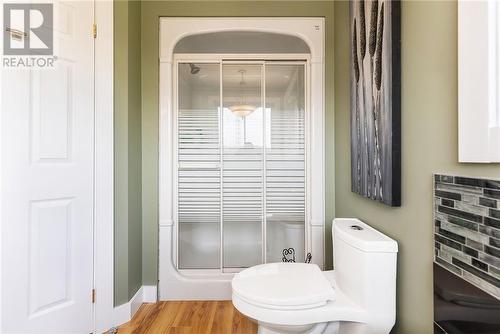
left=257, top=321, right=340, bottom=334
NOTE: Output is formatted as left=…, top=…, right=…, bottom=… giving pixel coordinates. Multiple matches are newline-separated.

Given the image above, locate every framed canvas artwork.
left=350, top=0, right=401, bottom=206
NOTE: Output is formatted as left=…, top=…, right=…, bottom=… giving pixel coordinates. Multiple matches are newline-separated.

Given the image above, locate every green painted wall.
left=140, top=1, right=336, bottom=285
left=334, top=1, right=500, bottom=333
left=114, top=0, right=142, bottom=306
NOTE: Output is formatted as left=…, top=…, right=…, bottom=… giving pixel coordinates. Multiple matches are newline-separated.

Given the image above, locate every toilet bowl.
left=231, top=218, right=398, bottom=334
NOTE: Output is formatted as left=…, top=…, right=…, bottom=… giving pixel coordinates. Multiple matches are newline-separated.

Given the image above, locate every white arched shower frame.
left=158, top=17, right=325, bottom=300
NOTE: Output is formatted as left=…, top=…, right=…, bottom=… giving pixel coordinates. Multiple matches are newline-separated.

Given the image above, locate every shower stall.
left=158, top=17, right=325, bottom=300
left=175, top=59, right=307, bottom=271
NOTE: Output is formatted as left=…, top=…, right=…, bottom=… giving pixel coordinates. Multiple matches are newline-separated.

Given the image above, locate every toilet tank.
left=333, top=218, right=398, bottom=319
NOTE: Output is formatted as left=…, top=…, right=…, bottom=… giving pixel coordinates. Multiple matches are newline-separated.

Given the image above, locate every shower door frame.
left=172, top=54, right=311, bottom=274
left=158, top=17, right=325, bottom=300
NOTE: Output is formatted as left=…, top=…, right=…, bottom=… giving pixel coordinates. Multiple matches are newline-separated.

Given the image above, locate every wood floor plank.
left=172, top=301, right=217, bottom=334
left=142, top=301, right=183, bottom=334
left=133, top=302, right=167, bottom=333
left=210, top=301, right=234, bottom=334
left=165, top=326, right=192, bottom=334
left=232, top=304, right=258, bottom=334
left=113, top=303, right=156, bottom=333
left=110, top=301, right=256, bottom=334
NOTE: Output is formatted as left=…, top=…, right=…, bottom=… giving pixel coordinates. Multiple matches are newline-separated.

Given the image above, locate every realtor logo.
left=3, top=3, right=53, bottom=55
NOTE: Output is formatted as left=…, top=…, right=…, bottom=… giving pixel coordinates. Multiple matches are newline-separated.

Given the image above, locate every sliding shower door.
left=265, top=64, right=306, bottom=263
left=222, top=64, right=263, bottom=268
left=176, top=59, right=306, bottom=270
left=177, top=63, right=221, bottom=269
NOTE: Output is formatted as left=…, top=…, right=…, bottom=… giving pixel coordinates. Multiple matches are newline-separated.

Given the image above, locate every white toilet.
left=231, top=218, right=398, bottom=334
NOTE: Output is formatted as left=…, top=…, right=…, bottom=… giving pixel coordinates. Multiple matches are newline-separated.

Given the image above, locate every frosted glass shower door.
left=176, top=59, right=306, bottom=270
left=265, top=64, right=306, bottom=263
left=222, top=64, right=263, bottom=268
left=177, top=63, right=221, bottom=269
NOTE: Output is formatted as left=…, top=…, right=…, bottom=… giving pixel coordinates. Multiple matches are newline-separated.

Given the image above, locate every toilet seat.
left=232, top=263, right=336, bottom=310
left=232, top=269, right=366, bottom=328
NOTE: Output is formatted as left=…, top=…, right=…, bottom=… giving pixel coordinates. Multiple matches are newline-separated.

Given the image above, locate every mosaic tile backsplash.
left=434, top=174, right=500, bottom=299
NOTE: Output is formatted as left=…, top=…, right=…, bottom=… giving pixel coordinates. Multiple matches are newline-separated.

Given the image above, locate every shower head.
left=189, top=63, right=200, bottom=74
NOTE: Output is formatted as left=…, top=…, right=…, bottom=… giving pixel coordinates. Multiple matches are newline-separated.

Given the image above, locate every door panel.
left=32, top=62, right=73, bottom=162
left=265, top=64, right=306, bottom=263
left=177, top=62, right=221, bottom=269
left=1, top=1, right=94, bottom=333
left=222, top=64, right=263, bottom=268
left=29, top=198, right=73, bottom=316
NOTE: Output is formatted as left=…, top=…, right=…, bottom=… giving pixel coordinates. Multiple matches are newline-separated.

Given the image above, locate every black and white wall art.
left=350, top=0, right=401, bottom=206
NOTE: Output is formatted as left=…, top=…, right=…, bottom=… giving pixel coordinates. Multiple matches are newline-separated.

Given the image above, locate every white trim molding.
left=143, top=285, right=158, bottom=303
left=112, top=285, right=158, bottom=329
left=92, top=1, right=141, bottom=333
left=158, top=17, right=325, bottom=300
left=93, top=0, right=115, bottom=332
left=130, top=287, right=145, bottom=319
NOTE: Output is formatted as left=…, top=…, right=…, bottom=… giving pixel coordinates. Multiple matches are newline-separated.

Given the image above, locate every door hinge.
left=92, top=23, right=97, bottom=39
left=92, top=289, right=96, bottom=303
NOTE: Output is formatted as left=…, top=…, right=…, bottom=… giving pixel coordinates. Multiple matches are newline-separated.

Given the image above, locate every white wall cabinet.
left=459, top=0, right=500, bottom=162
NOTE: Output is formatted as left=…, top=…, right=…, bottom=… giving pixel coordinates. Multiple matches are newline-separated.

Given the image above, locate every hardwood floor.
left=110, top=301, right=258, bottom=334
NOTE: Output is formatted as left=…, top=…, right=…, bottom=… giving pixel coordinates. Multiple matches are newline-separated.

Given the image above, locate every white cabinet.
left=458, top=0, right=500, bottom=162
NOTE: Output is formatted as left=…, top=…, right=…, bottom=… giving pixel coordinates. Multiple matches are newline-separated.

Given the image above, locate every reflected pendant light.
left=229, top=69, right=256, bottom=118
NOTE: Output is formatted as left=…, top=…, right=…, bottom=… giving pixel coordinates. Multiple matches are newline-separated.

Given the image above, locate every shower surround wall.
left=434, top=175, right=500, bottom=299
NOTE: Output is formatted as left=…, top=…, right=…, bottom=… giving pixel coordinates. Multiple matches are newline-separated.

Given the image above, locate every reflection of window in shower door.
left=176, top=60, right=306, bottom=270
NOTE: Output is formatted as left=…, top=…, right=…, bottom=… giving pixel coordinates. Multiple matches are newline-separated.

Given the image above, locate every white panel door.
left=1, top=1, right=95, bottom=333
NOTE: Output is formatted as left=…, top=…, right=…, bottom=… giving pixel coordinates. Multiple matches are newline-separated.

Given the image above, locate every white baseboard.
left=112, top=302, right=131, bottom=330
left=111, top=285, right=158, bottom=330
left=142, top=285, right=158, bottom=303
left=130, top=286, right=144, bottom=317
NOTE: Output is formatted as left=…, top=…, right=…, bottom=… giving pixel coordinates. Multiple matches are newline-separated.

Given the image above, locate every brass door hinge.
left=92, top=23, right=97, bottom=39
left=92, top=289, right=96, bottom=303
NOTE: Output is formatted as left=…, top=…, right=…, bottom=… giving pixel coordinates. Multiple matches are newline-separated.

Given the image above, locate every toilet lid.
left=232, top=263, right=335, bottom=309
